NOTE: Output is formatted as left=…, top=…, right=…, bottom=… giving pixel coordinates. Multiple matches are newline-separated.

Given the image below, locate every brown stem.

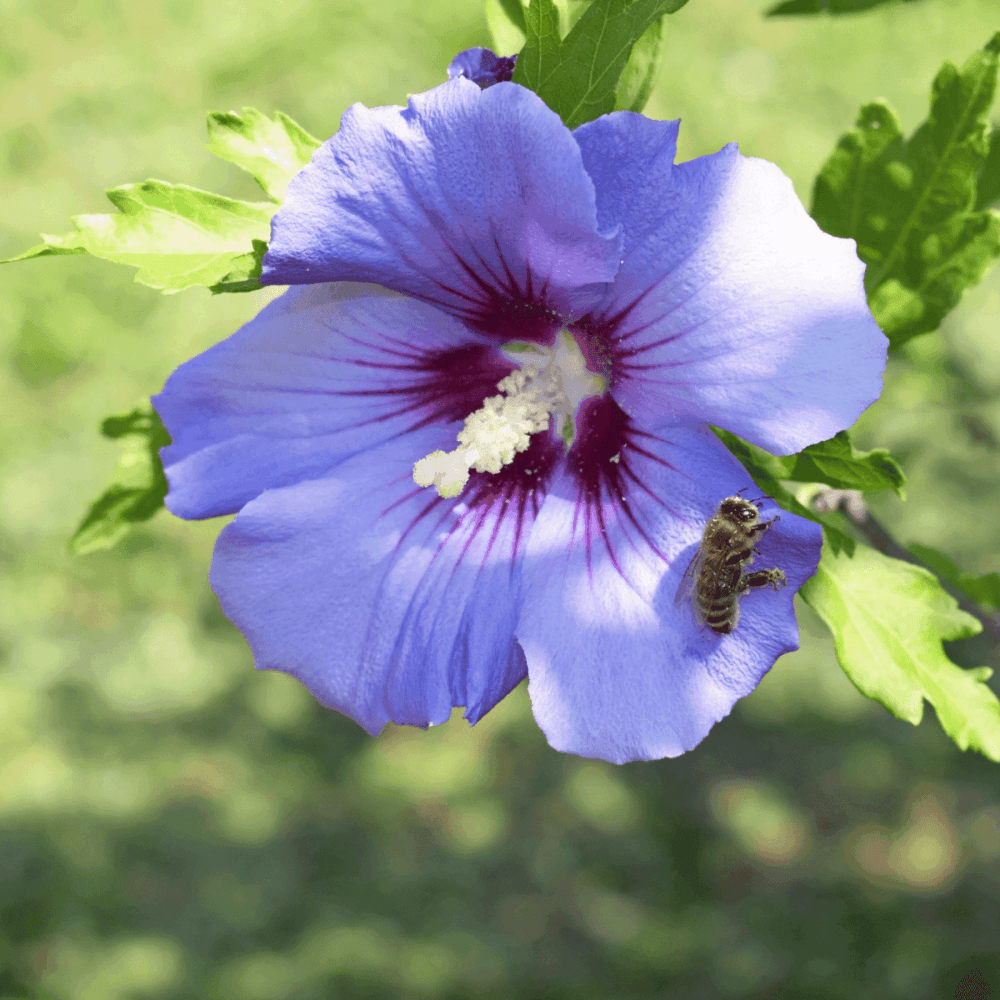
left=811, top=488, right=1000, bottom=646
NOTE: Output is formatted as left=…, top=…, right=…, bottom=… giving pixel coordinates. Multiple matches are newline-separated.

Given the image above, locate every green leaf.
left=0, top=230, right=86, bottom=263
left=79, top=181, right=275, bottom=292
left=975, top=128, right=1000, bottom=209
left=551, top=0, right=590, bottom=35
left=784, top=431, right=906, bottom=497
left=908, top=543, right=1000, bottom=610
left=515, top=0, right=561, bottom=94
left=512, top=0, right=689, bottom=130
left=3, top=181, right=274, bottom=292
left=69, top=403, right=171, bottom=556
left=767, top=0, right=923, bottom=14
left=206, top=108, right=321, bottom=202
left=800, top=537, right=1000, bottom=762
left=210, top=238, right=268, bottom=294
left=811, top=35, right=1000, bottom=348
left=51, top=180, right=275, bottom=293
left=712, top=427, right=904, bottom=497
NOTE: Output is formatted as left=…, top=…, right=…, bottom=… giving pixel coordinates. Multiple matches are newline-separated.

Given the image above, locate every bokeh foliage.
left=2, top=1, right=1000, bottom=998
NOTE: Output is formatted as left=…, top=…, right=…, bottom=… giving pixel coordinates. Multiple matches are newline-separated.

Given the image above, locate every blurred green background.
left=2, top=0, right=1000, bottom=997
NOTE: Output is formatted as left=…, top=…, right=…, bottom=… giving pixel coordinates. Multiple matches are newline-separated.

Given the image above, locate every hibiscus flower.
left=152, top=51, right=886, bottom=763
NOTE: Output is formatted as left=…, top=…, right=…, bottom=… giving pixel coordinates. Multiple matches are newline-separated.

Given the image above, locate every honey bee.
left=676, top=492, right=787, bottom=635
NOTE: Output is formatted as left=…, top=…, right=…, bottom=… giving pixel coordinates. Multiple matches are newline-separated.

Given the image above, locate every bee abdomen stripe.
left=703, top=599, right=735, bottom=613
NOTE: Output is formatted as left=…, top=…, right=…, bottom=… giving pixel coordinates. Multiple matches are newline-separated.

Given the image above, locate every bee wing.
left=673, top=546, right=705, bottom=608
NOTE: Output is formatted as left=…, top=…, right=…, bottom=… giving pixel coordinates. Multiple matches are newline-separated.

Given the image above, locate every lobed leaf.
left=811, top=35, right=1000, bottom=348
left=76, top=181, right=276, bottom=292
left=206, top=107, right=321, bottom=202
left=1, top=113, right=302, bottom=294
left=767, top=0, right=923, bottom=15
left=908, top=543, right=1000, bottom=610
left=1, top=230, right=86, bottom=263
left=800, top=538, right=1000, bottom=762
left=69, top=403, right=171, bottom=556
left=210, top=238, right=268, bottom=294
left=512, top=0, right=688, bottom=129
left=2, top=180, right=275, bottom=293
left=783, top=431, right=905, bottom=498
left=712, top=427, right=905, bottom=498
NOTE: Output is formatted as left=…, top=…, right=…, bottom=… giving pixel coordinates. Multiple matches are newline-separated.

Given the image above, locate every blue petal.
left=153, top=283, right=509, bottom=519
left=516, top=424, right=821, bottom=763
left=262, top=79, right=623, bottom=335
left=210, top=432, right=528, bottom=735
left=573, top=113, right=887, bottom=456
left=447, top=47, right=517, bottom=89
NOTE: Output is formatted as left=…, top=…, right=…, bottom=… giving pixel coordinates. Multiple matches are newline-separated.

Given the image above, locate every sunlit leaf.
left=0, top=230, right=86, bottom=263
left=69, top=403, right=171, bottom=555
left=206, top=107, right=321, bottom=202
left=801, top=538, right=1000, bottom=762
left=3, top=180, right=275, bottom=294
left=812, top=35, right=1000, bottom=348
left=75, top=181, right=275, bottom=292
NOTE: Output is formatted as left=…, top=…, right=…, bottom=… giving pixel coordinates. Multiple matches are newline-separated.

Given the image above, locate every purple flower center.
left=391, top=305, right=679, bottom=576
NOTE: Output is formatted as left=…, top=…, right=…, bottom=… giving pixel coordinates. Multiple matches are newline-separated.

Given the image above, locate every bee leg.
left=748, top=516, right=778, bottom=539
left=739, top=568, right=787, bottom=593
